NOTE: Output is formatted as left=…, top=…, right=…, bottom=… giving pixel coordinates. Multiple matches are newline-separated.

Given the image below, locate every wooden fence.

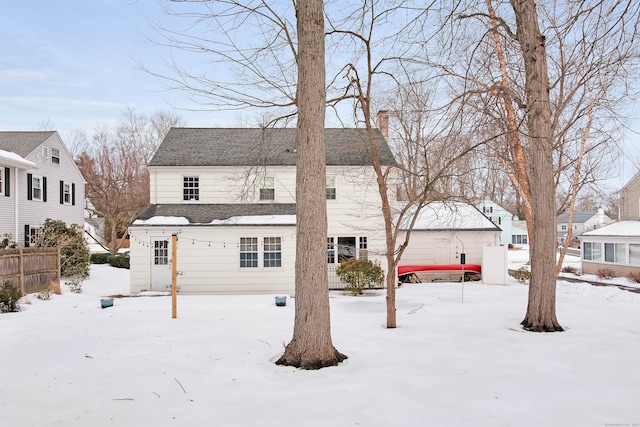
left=0, top=247, right=60, bottom=295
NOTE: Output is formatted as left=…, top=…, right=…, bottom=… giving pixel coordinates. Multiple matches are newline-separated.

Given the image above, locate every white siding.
left=18, top=134, right=84, bottom=244
left=130, top=225, right=297, bottom=295
left=398, top=230, right=501, bottom=267
left=0, top=166, right=16, bottom=239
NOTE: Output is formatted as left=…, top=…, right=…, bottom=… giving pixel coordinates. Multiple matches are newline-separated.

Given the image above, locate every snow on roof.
left=581, top=220, right=640, bottom=237
left=0, top=149, right=36, bottom=168
left=133, top=214, right=296, bottom=226
left=209, top=214, right=296, bottom=225
left=132, top=216, right=190, bottom=226
left=400, top=201, right=499, bottom=230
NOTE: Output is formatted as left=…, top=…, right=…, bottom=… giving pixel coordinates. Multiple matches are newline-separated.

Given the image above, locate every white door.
left=151, top=237, right=172, bottom=291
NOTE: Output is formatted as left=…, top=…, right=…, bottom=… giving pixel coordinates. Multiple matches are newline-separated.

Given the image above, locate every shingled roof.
left=132, top=203, right=297, bottom=225
left=0, top=131, right=56, bottom=157
left=149, top=128, right=397, bottom=167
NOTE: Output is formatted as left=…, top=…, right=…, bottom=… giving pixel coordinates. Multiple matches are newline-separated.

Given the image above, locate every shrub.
left=596, top=268, right=615, bottom=280
left=108, top=253, right=130, bottom=269
left=0, top=233, right=16, bottom=249
left=66, top=279, right=83, bottom=294
left=510, top=267, right=531, bottom=284
left=36, top=289, right=52, bottom=300
left=627, top=271, right=640, bottom=283
left=0, top=281, right=21, bottom=313
left=35, top=219, right=91, bottom=279
left=91, top=252, right=110, bottom=264
left=336, top=259, right=384, bottom=295
left=561, top=266, right=578, bottom=274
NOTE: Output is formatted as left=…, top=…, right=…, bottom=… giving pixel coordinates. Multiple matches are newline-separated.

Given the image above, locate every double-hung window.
left=326, top=176, right=336, bottom=200
left=263, top=237, right=282, bottom=267
left=183, top=176, right=199, bottom=201
left=260, top=177, right=275, bottom=201
left=51, top=148, right=60, bottom=165
left=327, top=237, right=335, bottom=264
left=240, top=237, right=258, bottom=268
left=359, top=237, right=368, bottom=260
left=60, top=181, right=72, bottom=205
left=31, top=176, right=43, bottom=201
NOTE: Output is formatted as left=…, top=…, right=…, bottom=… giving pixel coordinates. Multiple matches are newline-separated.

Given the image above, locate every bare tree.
left=276, top=0, right=347, bottom=369
left=324, top=1, right=490, bottom=328
left=78, top=110, right=181, bottom=254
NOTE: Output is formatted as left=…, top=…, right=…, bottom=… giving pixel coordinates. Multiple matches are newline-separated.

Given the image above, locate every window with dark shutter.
left=27, top=174, right=33, bottom=200
left=4, top=167, right=9, bottom=197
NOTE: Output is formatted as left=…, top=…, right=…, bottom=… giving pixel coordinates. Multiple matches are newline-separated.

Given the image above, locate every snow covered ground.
left=2, top=252, right=640, bottom=427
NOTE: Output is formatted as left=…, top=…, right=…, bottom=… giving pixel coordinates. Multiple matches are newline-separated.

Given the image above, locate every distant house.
left=0, top=131, right=85, bottom=246
left=580, top=221, right=640, bottom=277
left=579, top=171, right=640, bottom=277
left=620, top=171, right=640, bottom=220
left=557, top=209, right=613, bottom=247
left=398, top=201, right=502, bottom=281
left=474, top=200, right=527, bottom=246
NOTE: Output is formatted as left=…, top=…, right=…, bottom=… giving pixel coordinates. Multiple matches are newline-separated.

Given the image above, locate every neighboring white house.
left=398, top=201, right=502, bottom=275
left=474, top=200, right=528, bottom=246
left=129, top=127, right=397, bottom=295
left=557, top=208, right=614, bottom=246
left=580, top=221, right=640, bottom=277
left=0, top=131, right=85, bottom=246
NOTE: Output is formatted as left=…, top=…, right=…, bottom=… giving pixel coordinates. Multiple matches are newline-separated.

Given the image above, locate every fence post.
left=18, top=247, right=25, bottom=295
left=56, top=246, right=61, bottom=287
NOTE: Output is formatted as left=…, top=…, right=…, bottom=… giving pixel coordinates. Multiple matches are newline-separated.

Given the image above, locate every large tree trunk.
left=276, top=0, right=346, bottom=369
left=510, top=0, right=563, bottom=332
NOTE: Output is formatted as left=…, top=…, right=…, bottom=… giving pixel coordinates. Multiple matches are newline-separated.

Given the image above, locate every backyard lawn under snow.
left=2, top=249, right=640, bottom=427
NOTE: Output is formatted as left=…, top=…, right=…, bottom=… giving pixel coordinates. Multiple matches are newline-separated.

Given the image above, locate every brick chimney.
left=376, top=110, right=389, bottom=138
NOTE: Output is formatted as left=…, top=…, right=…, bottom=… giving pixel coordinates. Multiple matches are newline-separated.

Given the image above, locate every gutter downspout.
left=13, top=166, right=18, bottom=243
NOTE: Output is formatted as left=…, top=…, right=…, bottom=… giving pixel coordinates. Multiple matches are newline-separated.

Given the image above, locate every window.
left=24, top=225, right=42, bottom=247
left=338, top=236, right=356, bottom=262
left=60, top=181, right=74, bottom=205
left=359, top=237, right=368, bottom=260
left=561, top=224, right=567, bottom=230
left=0, top=168, right=3, bottom=196
left=154, top=240, right=169, bottom=265
left=263, top=237, right=282, bottom=267
left=327, top=237, right=335, bottom=264
left=27, top=174, right=46, bottom=202
left=604, top=243, right=625, bottom=263
left=183, top=176, right=199, bottom=201
left=629, top=244, right=640, bottom=265
left=512, top=234, right=528, bottom=245
left=51, top=148, right=60, bottom=165
left=260, top=177, right=275, bottom=201
left=326, top=176, right=336, bottom=200
left=583, top=242, right=602, bottom=261
left=240, top=237, right=258, bottom=268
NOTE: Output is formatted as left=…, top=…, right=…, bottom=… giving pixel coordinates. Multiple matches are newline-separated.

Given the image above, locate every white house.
left=580, top=221, right=640, bottom=277
left=474, top=200, right=528, bottom=246
left=0, top=131, right=85, bottom=246
left=128, top=127, right=396, bottom=295
left=557, top=208, right=614, bottom=246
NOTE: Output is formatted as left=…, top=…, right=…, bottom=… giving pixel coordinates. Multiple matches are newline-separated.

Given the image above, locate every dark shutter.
left=43, top=177, right=47, bottom=202
left=24, top=225, right=30, bottom=247
left=60, top=180, right=64, bottom=204
left=72, top=183, right=76, bottom=205
left=4, top=167, right=9, bottom=197
left=27, top=173, right=32, bottom=200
